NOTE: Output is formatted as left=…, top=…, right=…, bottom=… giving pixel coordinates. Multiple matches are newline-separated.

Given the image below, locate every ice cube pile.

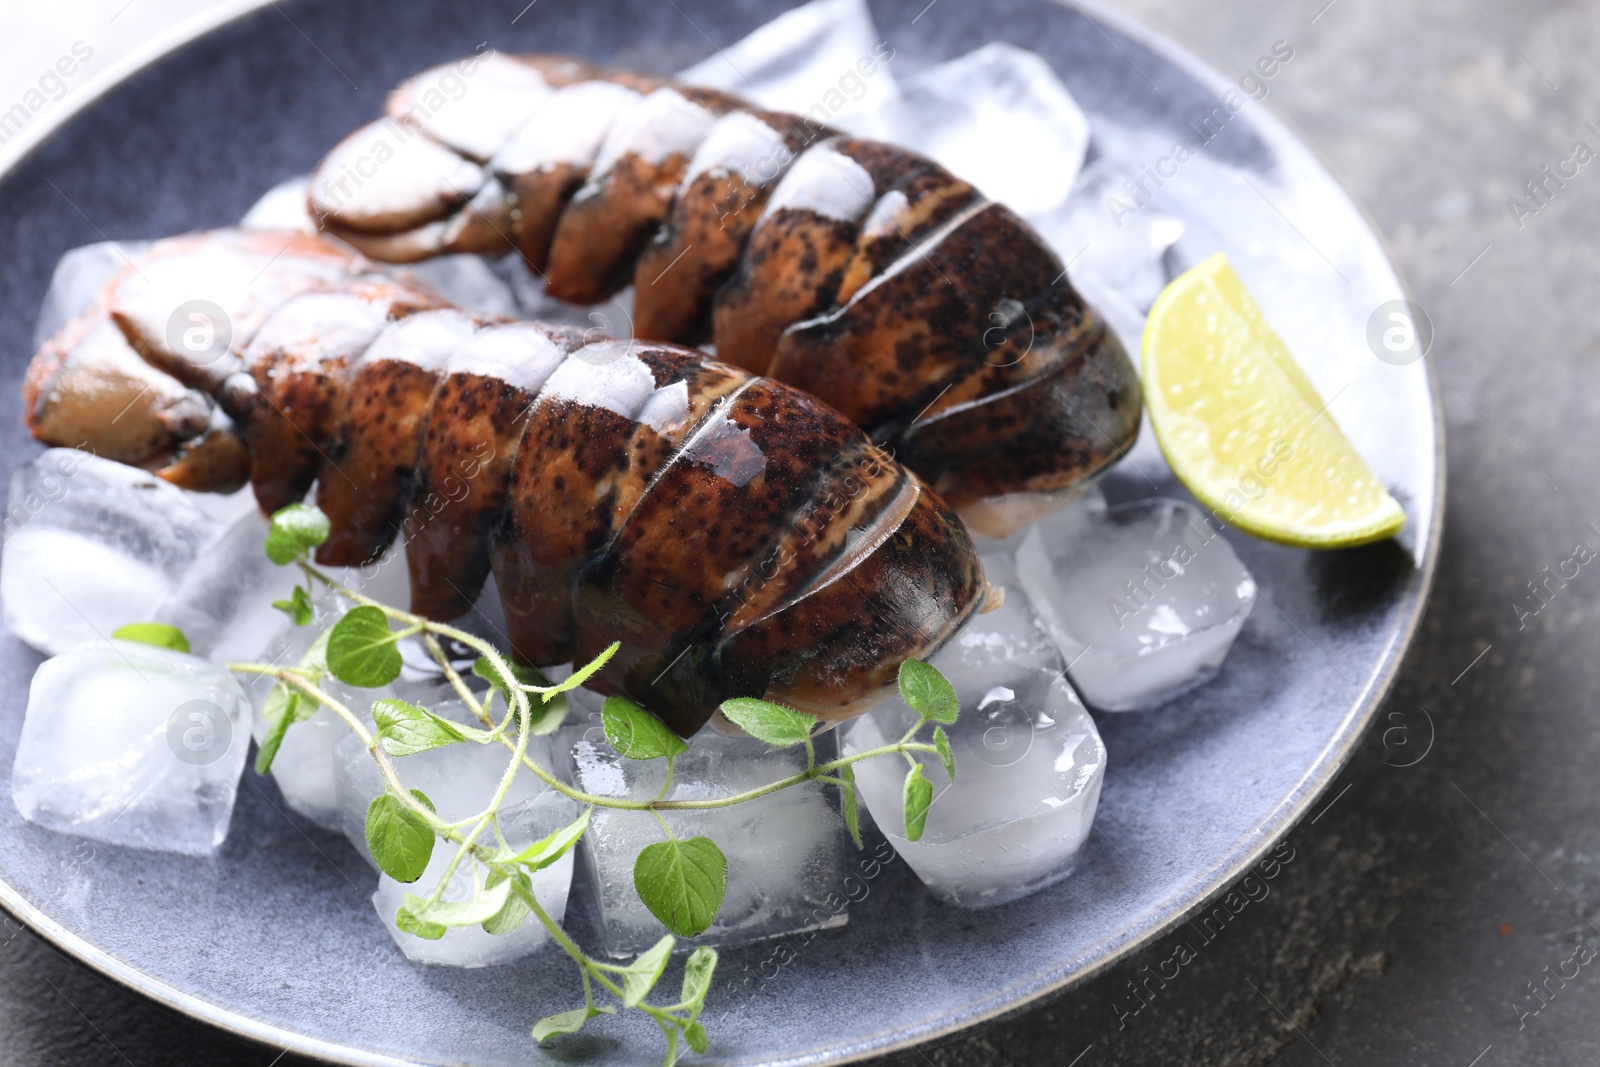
left=844, top=553, right=1106, bottom=906
left=566, top=729, right=848, bottom=957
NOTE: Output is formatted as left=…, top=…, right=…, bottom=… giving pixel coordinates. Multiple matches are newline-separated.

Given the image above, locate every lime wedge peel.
left=1141, top=252, right=1406, bottom=549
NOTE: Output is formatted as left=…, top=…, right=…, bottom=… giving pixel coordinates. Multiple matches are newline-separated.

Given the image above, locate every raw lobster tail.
left=308, top=52, right=1142, bottom=537
left=23, top=229, right=984, bottom=736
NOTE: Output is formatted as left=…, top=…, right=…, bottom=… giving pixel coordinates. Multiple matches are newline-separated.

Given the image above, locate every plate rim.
left=0, top=2, right=1448, bottom=1064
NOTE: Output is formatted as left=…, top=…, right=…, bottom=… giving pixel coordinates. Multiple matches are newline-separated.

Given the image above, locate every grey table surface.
left=0, top=0, right=1592, bottom=1064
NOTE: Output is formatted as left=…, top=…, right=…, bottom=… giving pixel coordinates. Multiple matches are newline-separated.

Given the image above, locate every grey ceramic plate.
left=0, top=1, right=1443, bottom=1064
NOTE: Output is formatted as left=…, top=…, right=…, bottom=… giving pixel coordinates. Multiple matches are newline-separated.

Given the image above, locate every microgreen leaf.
left=533, top=1005, right=613, bottom=1043
left=902, top=763, right=933, bottom=842
left=501, top=808, right=591, bottom=871
left=365, top=791, right=435, bottom=882
left=327, top=606, right=403, bottom=687
left=839, top=763, right=863, bottom=849
left=373, top=698, right=467, bottom=757
left=481, top=870, right=533, bottom=936
left=718, top=697, right=816, bottom=748
left=537, top=640, right=618, bottom=695
left=618, top=935, right=675, bottom=1007
left=254, top=681, right=316, bottom=775
left=679, top=946, right=717, bottom=1015
left=264, top=503, right=330, bottom=564
left=898, top=659, right=959, bottom=724
left=112, top=622, right=190, bottom=653
left=634, top=837, right=726, bottom=938
left=603, top=697, right=688, bottom=761
left=394, top=907, right=447, bottom=940
left=934, top=725, right=955, bottom=782
left=684, top=1021, right=709, bottom=1054
left=401, top=876, right=512, bottom=929
left=471, top=656, right=567, bottom=735
left=272, top=585, right=313, bottom=626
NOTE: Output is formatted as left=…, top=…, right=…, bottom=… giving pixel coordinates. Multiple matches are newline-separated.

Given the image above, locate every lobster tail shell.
left=306, top=54, right=1142, bottom=536
left=23, top=229, right=983, bottom=736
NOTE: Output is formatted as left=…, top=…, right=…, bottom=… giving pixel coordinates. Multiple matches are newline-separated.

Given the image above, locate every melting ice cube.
left=156, top=510, right=300, bottom=661
left=1015, top=498, right=1256, bottom=711
left=11, top=640, right=251, bottom=855
left=568, top=729, right=848, bottom=957
left=888, top=43, right=1090, bottom=216
left=843, top=553, right=1106, bottom=907
left=336, top=716, right=576, bottom=966
left=32, top=241, right=152, bottom=351
left=677, top=0, right=901, bottom=140
left=1034, top=157, right=1186, bottom=313
left=2, top=450, right=222, bottom=656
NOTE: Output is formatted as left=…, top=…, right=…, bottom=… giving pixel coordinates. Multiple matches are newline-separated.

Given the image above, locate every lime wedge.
left=1142, top=252, right=1405, bottom=548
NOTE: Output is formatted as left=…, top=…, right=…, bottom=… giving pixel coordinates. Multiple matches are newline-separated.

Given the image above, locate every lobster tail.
left=24, top=229, right=983, bottom=735
left=306, top=54, right=1142, bottom=537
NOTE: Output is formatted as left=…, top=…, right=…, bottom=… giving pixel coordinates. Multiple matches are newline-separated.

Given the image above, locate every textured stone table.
left=2, top=1, right=1595, bottom=1065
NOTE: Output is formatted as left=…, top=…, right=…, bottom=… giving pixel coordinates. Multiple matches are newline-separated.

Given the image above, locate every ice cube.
left=1034, top=157, right=1185, bottom=313
left=335, top=714, right=577, bottom=966
left=155, top=510, right=300, bottom=661
left=843, top=553, right=1106, bottom=907
left=677, top=0, right=901, bottom=140
left=240, top=579, right=447, bottom=831
left=370, top=788, right=576, bottom=967
left=33, top=241, right=152, bottom=351
left=331, top=700, right=556, bottom=864
left=11, top=640, right=251, bottom=855
left=569, top=730, right=848, bottom=957
left=887, top=43, right=1089, bottom=216
left=240, top=175, right=317, bottom=234
left=1015, top=498, right=1256, bottom=711
left=2, top=450, right=222, bottom=655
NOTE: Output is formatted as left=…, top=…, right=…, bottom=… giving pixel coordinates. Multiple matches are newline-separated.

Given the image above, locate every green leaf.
left=898, top=659, right=959, bottom=724
left=394, top=907, right=446, bottom=940
left=272, top=585, right=313, bottom=626
left=327, top=606, right=403, bottom=688
left=618, top=935, right=675, bottom=1007
left=365, top=792, right=435, bottom=882
left=718, top=697, right=816, bottom=748
left=545, top=640, right=618, bottom=694
left=683, top=1020, right=709, bottom=1055
left=481, top=870, right=533, bottom=936
left=903, top=763, right=933, bottom=842
left=253, top=682, right=314, bottom=775
left=502, top=808, right=591, bottom=871
left=603, top=697, right=688, bottom=761
left=264, top=503, right=330, bottom=564
left=532, top=1005, right=613, bottom=1043
left=839, top=763, right=863, bottom=849
left=401, top=876, right=512, bottom=929
left=471, top=656, right=567, bottom=735
left=934, top=725, right=956, bottom=782
left=112, top=622, right=190, bottom=653
left=634, top=837, right=726, bottom=938
left=679, top=946, right=717, bottom=1015
left=373, top=698, right=467, bottom=757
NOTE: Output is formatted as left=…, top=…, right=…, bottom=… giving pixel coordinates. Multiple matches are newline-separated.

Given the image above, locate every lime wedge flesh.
left=1141, top=252, right=1405, bottom=548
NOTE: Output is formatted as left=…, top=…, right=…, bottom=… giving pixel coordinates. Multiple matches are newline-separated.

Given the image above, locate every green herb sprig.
left=183, top=504, right=961, bottom=1066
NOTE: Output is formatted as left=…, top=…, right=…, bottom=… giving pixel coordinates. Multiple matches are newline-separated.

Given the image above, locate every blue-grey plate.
left=0, top=1, right=1443, bottom=1064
